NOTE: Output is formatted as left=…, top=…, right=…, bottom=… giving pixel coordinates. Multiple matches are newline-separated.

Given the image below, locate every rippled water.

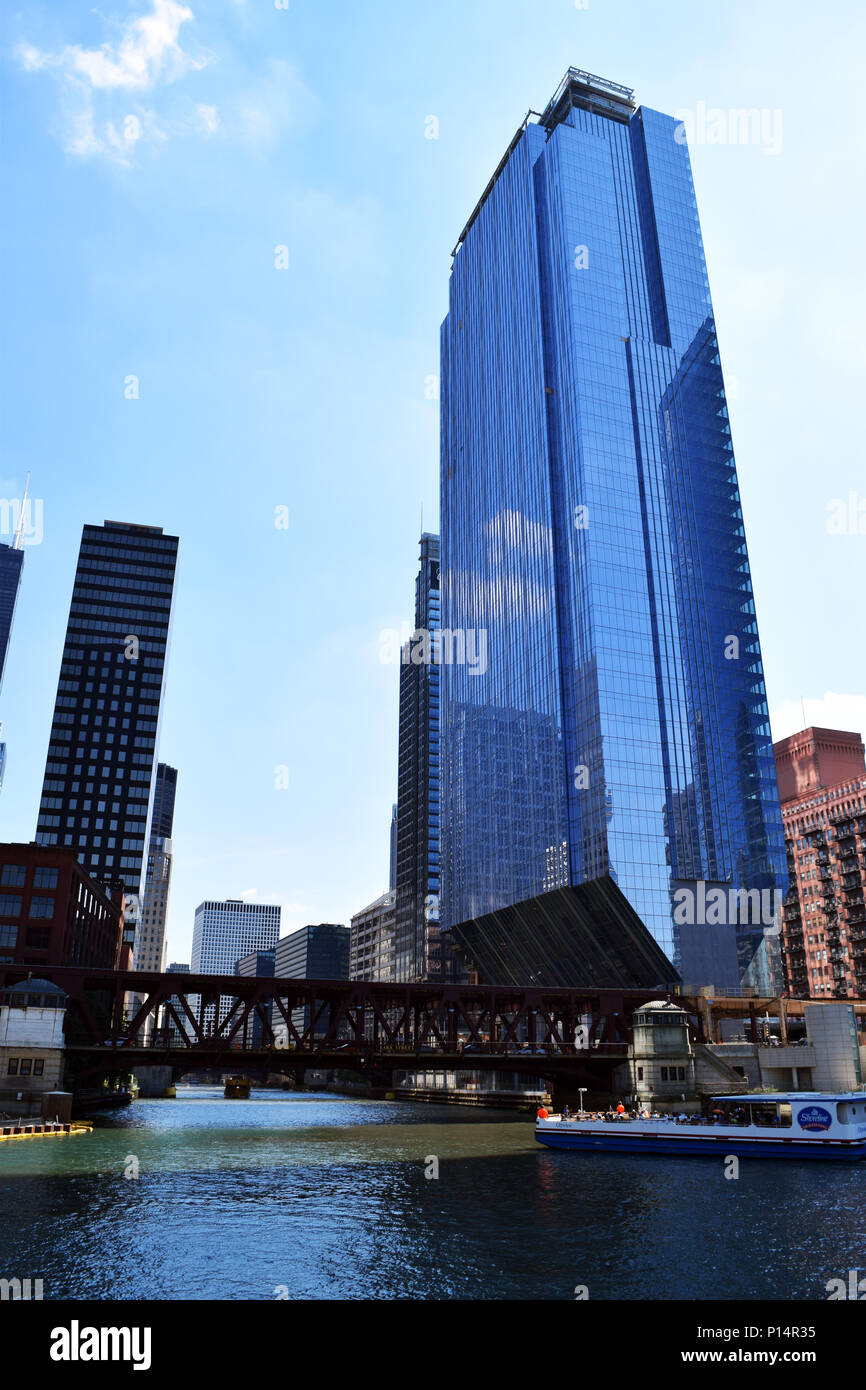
left=1, top=1087, right=864, bottom=1299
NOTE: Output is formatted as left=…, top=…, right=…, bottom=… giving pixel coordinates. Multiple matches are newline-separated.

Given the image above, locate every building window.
left=33, top=1060, right=44, bottom=1076
left=660, top=1067, right=668, bottom=1081
left=33, top=867, right=59, bottom=890
left=637, top=1066, right=643, bottom=1081
left=0, top=865, right=26, bottom=888
left=7, top=1058, right=18, bottom=1074
left=0, top=895, right=22, bottom=917
left=19, top=1060, right=32, bottom=1076
left=29, top=897, right=55, bottom=920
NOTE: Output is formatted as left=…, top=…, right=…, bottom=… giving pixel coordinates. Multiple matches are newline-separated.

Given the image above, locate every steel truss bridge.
left=0, top=966, right=673, bottom=1089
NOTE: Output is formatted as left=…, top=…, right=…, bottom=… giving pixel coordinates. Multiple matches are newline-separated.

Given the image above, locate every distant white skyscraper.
left=135, top=763, right=177, bottom=974
left=191, top=899, right=281, bottom=975
left=189, top=899, right=281, bottom=1034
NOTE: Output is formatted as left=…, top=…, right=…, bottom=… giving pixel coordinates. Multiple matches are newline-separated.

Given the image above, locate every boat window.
left=749, top=1102, right=785, bottom=1128
left=710, top=1103, right=748, bottom=1126
left=778, top=1103, right=792, bottom=1128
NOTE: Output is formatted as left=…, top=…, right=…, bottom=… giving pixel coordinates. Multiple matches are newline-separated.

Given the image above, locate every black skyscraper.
left=0, top=539, right=24, bottom=792
left=394, top=534, right=443, bottom=982
left=36, top=521, right=178, bottom=900
left=0, top=542, right=24, bottom=694
left=150, top=761, right=177, bottom=839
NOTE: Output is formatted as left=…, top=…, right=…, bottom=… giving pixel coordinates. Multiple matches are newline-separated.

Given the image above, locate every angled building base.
left=446, top=879, right=680, bottom=990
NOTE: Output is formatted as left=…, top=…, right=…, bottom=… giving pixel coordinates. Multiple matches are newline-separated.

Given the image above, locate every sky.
left=0, top=0, right=864, bottom=965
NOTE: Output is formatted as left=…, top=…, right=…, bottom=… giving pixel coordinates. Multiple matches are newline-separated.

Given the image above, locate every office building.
left=34, top=522, right=179, bottom=936
left=274, top=923, right=349, bottom=981
left=274, top=922, right=349, bottom=1039
left=774, top=727, right=866, bottom=999
left=439, top=68, right=787, bottom=990
left=0, top=842, right=123, bottom=970
left=394, top=534, right=443, bottom=981
left=0, top=541, right=24, bottom=694
left=236, top=948, right=276, bottom=978
left=191, top=899, right=281, bottom=975
left=0, top=536, right=25, bottom=792
left=135, top=763, right=177, bottom=973
left=350, top=891, right=395, bottom=982
left=389, top=804, right=398, bottom=893
left=160, top=960, right=193, bottom=1043
left=236, top=947, right=276, bottom=1046
left=190, top=899, right=280, bottom=1036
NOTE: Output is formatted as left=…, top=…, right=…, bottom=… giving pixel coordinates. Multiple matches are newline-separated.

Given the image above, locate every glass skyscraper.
left=394, top=534, right=443, bottom=981
left=35, top=522, right=179, bottom=911
left=440, top=70, right=787, bottom=991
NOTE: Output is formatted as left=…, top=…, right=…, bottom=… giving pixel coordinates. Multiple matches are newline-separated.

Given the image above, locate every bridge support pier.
left=134, top=1066, right=176, bottom=1098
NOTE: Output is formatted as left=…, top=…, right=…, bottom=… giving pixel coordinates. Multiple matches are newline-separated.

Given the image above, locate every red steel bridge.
left=0, top=965, right=679, bottom=1090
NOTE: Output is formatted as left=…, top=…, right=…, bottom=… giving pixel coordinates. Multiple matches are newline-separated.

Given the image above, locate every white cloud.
left=18, top=0, right=204, bottom=92
left=16, top=0, right=208, bottom=164
left=18, top=10, right=315, bottom=166
left=771, top=692, right=866, bottom=743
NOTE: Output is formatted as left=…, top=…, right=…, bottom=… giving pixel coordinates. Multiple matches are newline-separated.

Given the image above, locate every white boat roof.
left=711, top=1092, right=865, bottom=1103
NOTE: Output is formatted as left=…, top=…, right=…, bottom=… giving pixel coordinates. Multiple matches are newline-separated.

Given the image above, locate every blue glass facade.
left=440, top=71, right=787, bottom=990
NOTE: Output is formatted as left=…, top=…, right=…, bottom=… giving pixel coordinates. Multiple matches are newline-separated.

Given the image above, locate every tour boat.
left=534, top=1093, right=866, bottom=1160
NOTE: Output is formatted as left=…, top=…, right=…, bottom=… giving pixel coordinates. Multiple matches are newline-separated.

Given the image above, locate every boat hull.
left=535, top=1127, right=866, bottom=1160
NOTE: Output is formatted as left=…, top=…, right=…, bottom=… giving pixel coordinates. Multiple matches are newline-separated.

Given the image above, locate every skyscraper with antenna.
left=0, top=476, right=27, bottom=692
left=0, top=476, right=28, bottom=790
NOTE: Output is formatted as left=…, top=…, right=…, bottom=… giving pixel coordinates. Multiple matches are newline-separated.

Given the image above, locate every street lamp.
left=578, top=1087, right=587, bottom=1117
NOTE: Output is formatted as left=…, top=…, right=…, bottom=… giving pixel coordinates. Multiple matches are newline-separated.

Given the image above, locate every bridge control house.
left=0, top=976, right=71, bottom=1119
left=0, top=843, right=124, bottom=971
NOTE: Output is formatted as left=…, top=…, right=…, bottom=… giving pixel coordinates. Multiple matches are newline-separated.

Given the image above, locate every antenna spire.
left=13, top=473, right=30, bottom=550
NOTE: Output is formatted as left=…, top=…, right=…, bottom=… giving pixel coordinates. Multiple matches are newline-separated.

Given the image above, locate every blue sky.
left=1, top=0, right=864, bottom=964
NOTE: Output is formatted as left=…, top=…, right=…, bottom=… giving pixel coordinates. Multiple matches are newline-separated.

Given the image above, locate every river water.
left=1, top=1087, right=863, bottom=1300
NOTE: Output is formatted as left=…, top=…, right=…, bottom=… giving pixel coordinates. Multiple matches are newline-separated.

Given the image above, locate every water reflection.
left=0, top=1090, right=863, bottom=1300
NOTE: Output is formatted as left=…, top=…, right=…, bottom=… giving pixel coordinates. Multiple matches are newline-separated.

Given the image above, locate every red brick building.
left=773, top=728, right=866, bottom=998
left=0, top=843, right=124, bottom=971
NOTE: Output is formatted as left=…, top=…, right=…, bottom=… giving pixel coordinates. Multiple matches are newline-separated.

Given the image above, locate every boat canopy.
left=710, top=1092, right=865, bottom=1104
